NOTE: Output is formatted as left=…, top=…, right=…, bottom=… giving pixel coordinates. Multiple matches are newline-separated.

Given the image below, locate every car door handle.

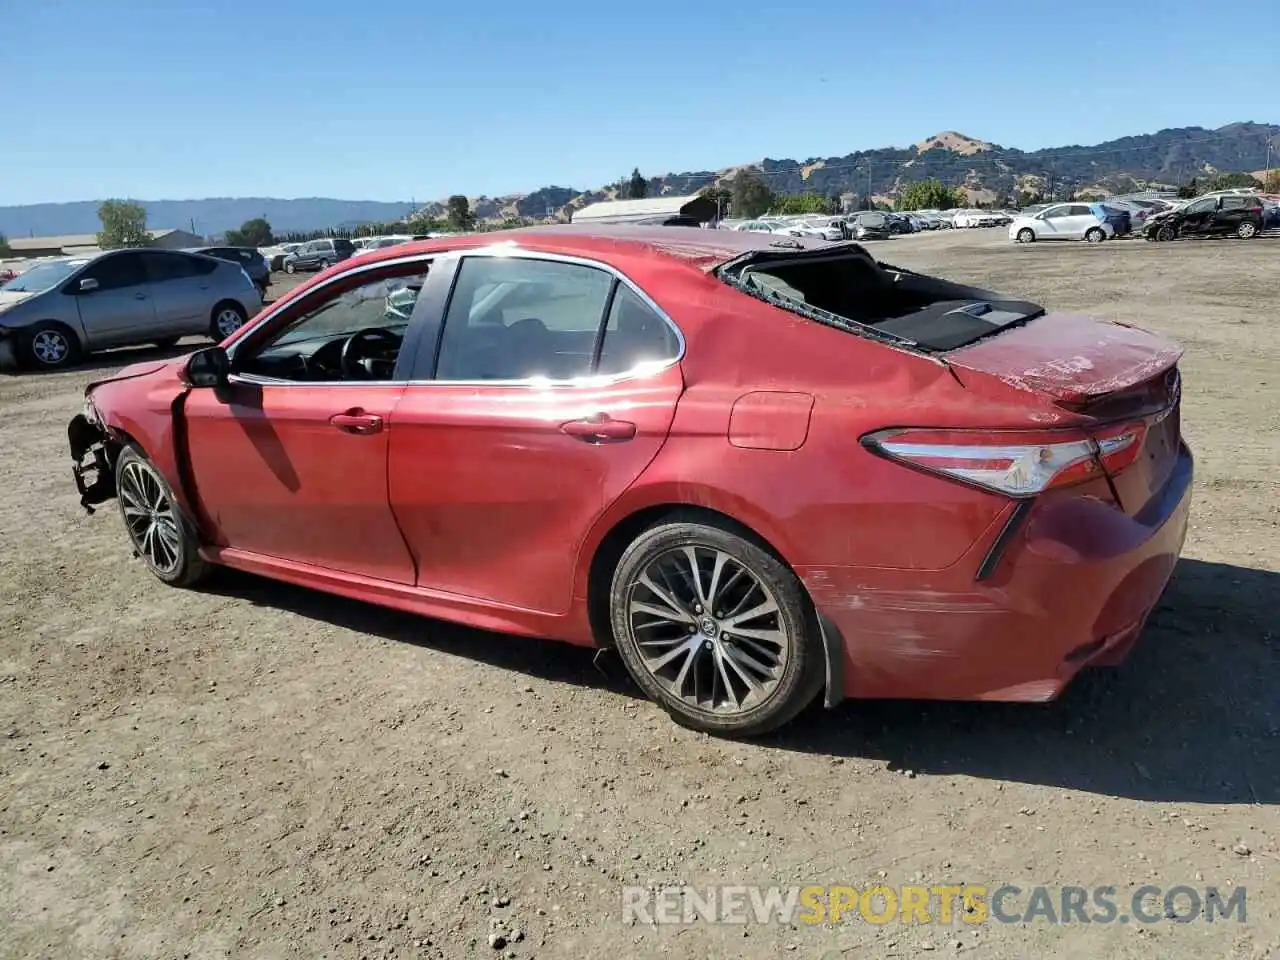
left=329, top=411, right=384, bottom=435
left=135, top=293, right=148, bottom=300
left=561, top=415, right=636, bottom=443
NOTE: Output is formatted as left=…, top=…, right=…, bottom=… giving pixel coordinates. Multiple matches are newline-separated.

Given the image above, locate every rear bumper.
left=801, top=445, right=1193, bottom=703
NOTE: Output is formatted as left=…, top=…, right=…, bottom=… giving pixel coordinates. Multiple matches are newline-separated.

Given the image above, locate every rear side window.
left=334, top=239, right=355, bottom=253
left=142, top=252, right=212, bottom=282
left=1221, top=196, right=1250, bottom=209
left=1068, top=205, right=1092, bottom=216
left=597, top=285, right=681, bottom=375
left=435, top=257, right=614, bottom=381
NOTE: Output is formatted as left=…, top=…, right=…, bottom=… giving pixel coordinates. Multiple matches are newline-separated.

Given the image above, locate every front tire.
left=1155, top=224, right=1176, bottom=242
left=115, top=446, right=210, bottom=588
left=1016, top=228, right=1036, bottom=243
left=18, top=321, right=81, bottom=370
left=609, top=518, right=824, bottom=737
left=1085, top=227, right=1106, bottom=243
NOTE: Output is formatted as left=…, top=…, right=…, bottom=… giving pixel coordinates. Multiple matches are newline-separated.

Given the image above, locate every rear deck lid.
left=943, top=312, right=1182, bottom=406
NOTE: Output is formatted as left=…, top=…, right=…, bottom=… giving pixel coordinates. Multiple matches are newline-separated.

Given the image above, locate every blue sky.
left=2, top=0, right=1277, bottom=206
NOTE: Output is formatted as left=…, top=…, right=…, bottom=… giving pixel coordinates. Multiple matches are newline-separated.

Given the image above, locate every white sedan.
left=1009, top=203, right=1115, bottom=243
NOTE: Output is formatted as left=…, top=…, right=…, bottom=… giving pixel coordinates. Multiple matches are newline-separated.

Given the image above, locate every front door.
left=72, top=251, right=157, bottom=348
left=387, top=252, right=685, bottom=614
left=1178, top=196, right=1217, bottom=236
left=182, top=260, right=434, bottom=584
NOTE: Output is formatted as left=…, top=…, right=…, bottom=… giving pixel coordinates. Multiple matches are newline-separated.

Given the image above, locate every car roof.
left=350, top=224, right=845, bottom=273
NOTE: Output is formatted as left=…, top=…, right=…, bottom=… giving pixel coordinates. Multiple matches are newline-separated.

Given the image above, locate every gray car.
left=0, top=248, right=262, bottom=370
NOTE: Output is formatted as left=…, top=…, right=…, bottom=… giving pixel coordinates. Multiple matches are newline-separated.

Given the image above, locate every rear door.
left=1062, top=203, right=1098, bottom=238
left=70, top=251, right=156, bottom=347
left=141, top=251, right=216, bottom=333
left=387, top=251, right=685, bottom=615
left=1215, top=195, right=1250, bottom=234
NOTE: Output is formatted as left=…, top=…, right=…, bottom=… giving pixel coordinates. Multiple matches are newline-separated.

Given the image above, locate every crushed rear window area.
left=718, top=247, right=1045, bottom=352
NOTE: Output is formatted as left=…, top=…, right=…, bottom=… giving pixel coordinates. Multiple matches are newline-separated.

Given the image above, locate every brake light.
left=863, top=424, right=1146, bottom=497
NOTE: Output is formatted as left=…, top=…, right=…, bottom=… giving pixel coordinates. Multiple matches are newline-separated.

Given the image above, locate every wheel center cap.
left=698, top=616, right=719, bottom=638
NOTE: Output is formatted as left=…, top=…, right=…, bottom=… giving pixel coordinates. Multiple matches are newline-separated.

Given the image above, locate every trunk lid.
left=946, top=313, right=1184, bottom=515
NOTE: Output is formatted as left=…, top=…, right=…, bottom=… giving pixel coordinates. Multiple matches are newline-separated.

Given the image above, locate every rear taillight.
left=862, top=424, right=1145, bottom=498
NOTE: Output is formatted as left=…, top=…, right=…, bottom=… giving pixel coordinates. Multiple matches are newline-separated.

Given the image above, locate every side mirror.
left=78, top=277, right=100, bottom=293
left=181, top=346, right=230, bottom=388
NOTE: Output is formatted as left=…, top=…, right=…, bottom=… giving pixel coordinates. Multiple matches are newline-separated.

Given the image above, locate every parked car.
left=0, top=249, right=261, bottom=370
left=1009, top=203, right=1115, bottom=243
left=187, top=246, right=271, bottom=300
left=282, top=237, right=356, bottom=273
left=1143, top=194, right=1265, bottom=241
left=265, top=243, right=303, bottom=272
left=1091, top=203, right=1132, bottom=237
left=850, top=212, right=892, bottom=240
left=65, top=226, right=1191, bottom=737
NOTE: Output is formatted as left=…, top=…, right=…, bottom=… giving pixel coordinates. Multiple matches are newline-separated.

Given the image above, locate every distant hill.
left=0, top=197, right=417, bottom=240
left=2, top=122, right=1275, bottom=238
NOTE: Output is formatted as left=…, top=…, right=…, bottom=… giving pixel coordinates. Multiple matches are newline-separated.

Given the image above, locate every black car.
left=187, top=246, right=270, bottom=299
left=1144, top=194, right=1264, bottom=241
left=282, top=237, right=357, bottom=273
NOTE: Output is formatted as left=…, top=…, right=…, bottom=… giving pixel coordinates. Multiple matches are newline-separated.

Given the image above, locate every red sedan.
left=68, top=226, right=1192, bottom=736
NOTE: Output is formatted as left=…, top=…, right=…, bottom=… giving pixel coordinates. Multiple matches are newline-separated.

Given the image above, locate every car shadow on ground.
left=207, top=557, right=1277, bottom=804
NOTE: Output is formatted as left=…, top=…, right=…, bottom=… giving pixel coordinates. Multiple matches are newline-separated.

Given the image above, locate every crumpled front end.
left=68, top=404, right=120, bottom=514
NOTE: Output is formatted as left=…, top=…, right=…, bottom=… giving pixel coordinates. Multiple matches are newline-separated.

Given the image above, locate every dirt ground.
left=1, top=230, right=1276, bottom=960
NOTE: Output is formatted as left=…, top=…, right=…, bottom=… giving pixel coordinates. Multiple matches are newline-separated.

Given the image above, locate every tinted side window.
left=142, top=252, right=203, bottom=282
left=596, top=285, right=680, bottom=375
left=435, top=257, right=613, bottom=381
left=1221, top=196, right=1248, bottom=209
left=1042, top=206, right=1069, bottom=219
left=81, top=252, right=145, bottom=290
left=1068, top=205, right=1092, bottom=216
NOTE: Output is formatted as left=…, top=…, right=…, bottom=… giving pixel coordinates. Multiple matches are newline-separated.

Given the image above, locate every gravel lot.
left=2, top=229, right=1277, bottom=960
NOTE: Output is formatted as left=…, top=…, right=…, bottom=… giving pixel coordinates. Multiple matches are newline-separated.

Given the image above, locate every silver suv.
left=0, top=248, right=262, bottom=370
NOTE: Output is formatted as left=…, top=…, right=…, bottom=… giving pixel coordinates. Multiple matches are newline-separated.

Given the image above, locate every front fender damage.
left=68, top=413, right=119, bottom=514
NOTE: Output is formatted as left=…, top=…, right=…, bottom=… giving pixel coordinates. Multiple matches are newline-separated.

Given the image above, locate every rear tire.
left=115, top=445, right=210, bottom=588
left=284, top=261, right=296, bottom=274
left=1016, top=228, right=1036, bottom=243
left=1237, top=221, right=1258, bottom=239
left=318, top=259, right=332, bottom=271
left=608, top=517, right=824, bottom=738
left=1085, top=227, right=1105, bottom=243
left=17, top=321, right=81, bottom=370
left=210, top=301, right=248, bottom=341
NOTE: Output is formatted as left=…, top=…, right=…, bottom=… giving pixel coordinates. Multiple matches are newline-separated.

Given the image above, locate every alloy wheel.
left=31, top=329, right=70, bottom=365
left=1017, top=228, right=1035, bottom=243
left=1238, top=222, right=1257, bottom=239
left=118, top=460, right=182, bottom=576
left=215, top=308, right=244, bottom=338
left=625, top=545, right=790, bottom=716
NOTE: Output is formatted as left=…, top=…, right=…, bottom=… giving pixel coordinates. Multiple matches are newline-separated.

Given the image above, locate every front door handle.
left=561, top=414, right=636, bottom=443
left=134, top=292, right=148, bottom=300
left=330, top=410, right=384, bottom=435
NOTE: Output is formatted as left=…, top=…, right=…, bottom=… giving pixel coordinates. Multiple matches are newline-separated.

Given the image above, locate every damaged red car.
left=68, top=226, right=1192, bottom=736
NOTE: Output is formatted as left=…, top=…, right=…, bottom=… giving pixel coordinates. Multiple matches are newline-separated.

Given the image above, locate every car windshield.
left=858, top=213, right=886, bottom=226
left=0, top=259, right=87, bottom=292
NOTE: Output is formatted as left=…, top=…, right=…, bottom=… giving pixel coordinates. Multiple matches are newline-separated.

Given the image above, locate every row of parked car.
left=1008, top=189, right=1280, bottom=244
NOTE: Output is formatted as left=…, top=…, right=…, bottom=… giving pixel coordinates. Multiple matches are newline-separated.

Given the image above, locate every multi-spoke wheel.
left=609, top=518, right=823, bottom=737
left=115, top=446, right=209, bottom=587
left=210, top=301, right=247, bottom=341
left=18, top=321, right=81, bottom=369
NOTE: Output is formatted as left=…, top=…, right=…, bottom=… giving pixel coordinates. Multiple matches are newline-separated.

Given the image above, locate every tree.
left=773, top=192, right=832, bottom=215
left=1015, top=189, right=1044, bottom=208
left=226, top=217, right=274, bottom=247
left=627, top=168, right=648, bottom=201
left=896, top=179, right=965, bottom=211
left=97, top=199, right=150, bottom=249
left=698, top=185, right=733, bottom=221
left=445, top=195, right=475, bottom=231
left=1197, top=172, right=1262, bottom=194
left=1263, top=170, right=1280, bottom=193
left=0, top=233, right=11, bottom=257
left=731, top=170, right=774, bottom=218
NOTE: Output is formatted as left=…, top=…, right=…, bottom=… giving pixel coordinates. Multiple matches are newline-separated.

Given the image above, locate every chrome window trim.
left=227, top=245, right=686, bottom=389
